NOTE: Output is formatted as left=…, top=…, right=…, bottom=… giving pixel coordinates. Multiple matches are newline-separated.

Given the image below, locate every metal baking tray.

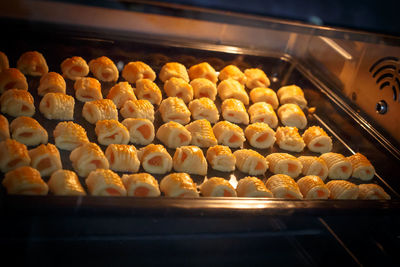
left=1, top=20, right=400, bottom=215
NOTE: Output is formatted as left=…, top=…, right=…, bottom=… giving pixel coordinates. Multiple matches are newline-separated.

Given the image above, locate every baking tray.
left=1, top=19, right=400, bottom=215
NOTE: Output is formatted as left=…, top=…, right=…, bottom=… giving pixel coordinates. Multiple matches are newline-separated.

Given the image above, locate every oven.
left=1, top=1, right=400, bottom=266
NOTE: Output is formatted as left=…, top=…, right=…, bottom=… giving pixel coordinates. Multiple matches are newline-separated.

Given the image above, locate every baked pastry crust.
left=0, top=68, right=28, bottom=93
left=39, top=92, right=74, bottom=120
left=105, top=144, right=140, bottom=173
left=122, top=118, right=155, bottom=146
left=122, top=173, right=160, bottom=197
left=134, top=79, right=162, bottom=105
left=200, top=177, right=237, bottom=197
left=53, top=121, right=89, bottom=151
left=85, top=169, right=126, bottom=196
left=2, top=166, right=48, bottom=195
left=0, top=89, right=35, bottom=117
left=60, top=56, right=89, bottom=80
left=159, top=62, right=189, bottom=82
left=0, top=139, right=30, bottom=173
left=156, top=121, right=192, bottom=149
left=122, top=61, right=156, bottom=83
left=10, top=116, right=48, bottom=146
left=48, top=169, right=86, bottom=196
left=160, top=172, right=199, bottom=197
left=37, top=72, right=66, bottom=96
left=88, top=56, right=119, bottom=82
left=236, top=176, right=273, bottom=197
left=265, top=174, right=303, bottom=199
left=234, top=149, right=269, bottom=176
left=17, top=51, right=49, bottom=76
left=28, top=143, right=62, bottom=177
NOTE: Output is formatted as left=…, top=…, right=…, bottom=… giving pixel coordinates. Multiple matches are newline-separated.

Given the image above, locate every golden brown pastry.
left=121, top=173, right=160, bottom=197
left=275, top=126, right=305, bottom=152
left=88, top=56, right=119, bottom=82
left=2, top=166, right=48, bottom=195
left=248, top=102, right=278, bottom=127
left=217, top=79, right=249, bottom=105
left=218, top=65, right=246, bottom=85
left=28, top=143, right=62, bottom=177
left=298, top=156, right=328, bottom=181
left=60, top=56, right=90, bottom=80
left=185, top=119, right=217, bottom=148
left=159, top=97, right=191, bottom=125
left=277, top=103, right=307, bottom=129
left=244, top=123, right=276, bottom=149
left=249, top=87, right=279, bottom=109
left=265, top=153, right=303, bottom=178
left=347, top=153, right=375, bottom=181
left=277, top=85, right=307, bottom=109
left=95, top=119, right=130, bottom=145
left=236, top=176, right=273, bottom=197
left=134, top=78, right=162, bottom=105
left=73, top=77, right=103, bottom=102
left=0, top=89, right=35, bottom=117
left=156, top=121, right=192, bottom=149
left=358, top=184, right=390, bottom=200
left=48, top=169, right=86, bottom=196
left=190, top=78, right=217, bottom=100
left=122, top=61, right=156, bottom=83
left=213, top=121, right=245, bottom=148
left=160, top=172, right=199, bottom=197
left=53, top=121, right=89, bottom=151
left=302, top=126, right=332, bottom=153
left=86, top=169, right=126, bottom=196
left=297, top=175, right=330, bottom=199
left=39, top=92, right=75, bottom=120
left=173, top=145, right=208, bottom=176
left=0, top=51, right=9, bottom=72
left=0, top=115, right=10, bottom=141
left=0, top=139, right=30, bottom=173
left=234, top=149, right=269, bottom=176
left=159, top=62, right=189, bottom=83
left=82, top=99, right=118, bottom=124
left=265, top=174, right=303, bottom=199
left=10, top=116, right=48, bottom=146
left=138, top=144, right=173, bottom=174
left=0, top=68, right=28, bottom=93
left=200, top=177, right=237, bottom=197
left=105, top=144, right=140, bottom=173
left=122, top=118, right=155, bottom=146
left=37, top=72, right=66, bottom=96
left=17, top=51, right=49, bottom=76
left=164, top=77, right=194, bottom=103
left=188, top=97, right=220, bottom=123
left=70, top=142, right=109, bottom=177
left=244, top=68, right=270, bottom=89
left=120, top=99, right=155, bottom=122
left=320, top=152, right=352, bottom=180
left=188, top=62, right=218, bottom=83
left=106, top=81, right=137, bottom=109
left=221, top=98, right=249, bottom=125
left=326, top=180, right=359, bottom=199
left=206, top=145, right=236, bottom=172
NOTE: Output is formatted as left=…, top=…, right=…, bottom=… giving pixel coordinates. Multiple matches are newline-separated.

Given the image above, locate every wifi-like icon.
left=369, top=57, right=400, bottom=101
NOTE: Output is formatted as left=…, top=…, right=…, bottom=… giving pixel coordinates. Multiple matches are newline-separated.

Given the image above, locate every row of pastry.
left=0, top=74, right=307, bottom=129
left=0, top=50, right=272, bottom=91
left=0, top=50, right=306, bottom=110
left=1, top=165, right=390, bottom=200
left=0, top=127, right=375, bottom=184
left=0, top=105, right=326, bottom=157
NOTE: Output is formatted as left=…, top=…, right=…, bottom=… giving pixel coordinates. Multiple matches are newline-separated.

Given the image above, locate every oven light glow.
left=319, top=37, right=353, bottom=60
